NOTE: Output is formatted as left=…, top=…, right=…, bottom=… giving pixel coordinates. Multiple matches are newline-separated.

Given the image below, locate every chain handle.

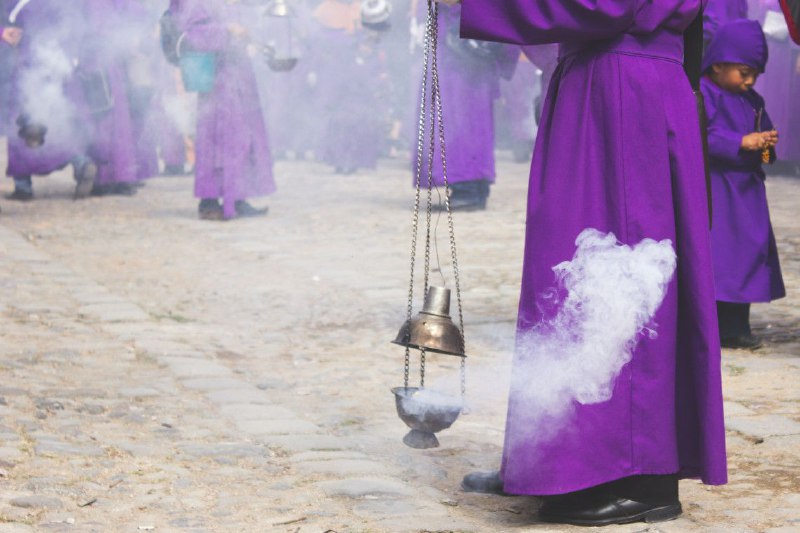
left=428, top=3, right=466, bottom=401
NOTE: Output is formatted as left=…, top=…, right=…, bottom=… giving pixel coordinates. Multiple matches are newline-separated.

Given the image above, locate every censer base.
left=403, top=429, right=440, bottom=449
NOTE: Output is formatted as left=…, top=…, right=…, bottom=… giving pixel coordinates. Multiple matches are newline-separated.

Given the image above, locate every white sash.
left=8, top=0, right=33, bottom=24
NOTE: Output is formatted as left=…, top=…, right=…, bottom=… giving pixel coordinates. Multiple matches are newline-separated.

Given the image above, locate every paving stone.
left=218, top=403, right=296, bottom=420
left=77, top=302, right=150, bottom=322
left=204, top=389, right=269, bottom=405
left=35, top=439, right=105, bottom=457
left=265, top=435, right=352, bottom=452
left=177, top=443, right=267, bottom=458
left=118, top=388, right=160, bottom=398
left=727, top=415, right=800, bottom=438
left=723, top=401, right=757, bottom=417
left=290, top=451, right=369, bottom=463
left=314, top=477, right=414, bottom=498
left=235, top=419, right=319, bottom=435
left=0, top=524, right=36, bottom=533
left=294, top=459, right=389, bottom=476
left=373, top=516, right=478, bottom=533
left=162, top=357, right=233, bottom=378
left=9, top=495, right=63, bottom=509
left=180, top=377, right=252, bottom=391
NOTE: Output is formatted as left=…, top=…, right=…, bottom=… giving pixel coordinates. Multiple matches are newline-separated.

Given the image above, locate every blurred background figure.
left=750, top=0, right=800, bottom=175
left=3, top=0, right=96, bottom=202
left=79, top=0, right=153, bottom=197
left=308, top=0, right=387, bottom=175
left=169, top=0, right=275, bottom=220
left=412, top=1, right=518, bottom=211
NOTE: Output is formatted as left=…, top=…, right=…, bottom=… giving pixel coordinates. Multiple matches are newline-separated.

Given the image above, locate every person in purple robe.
left=414, top=2, right=518, bottom=210
left=751, top=0, right=800, bottom=171
left=701, top=19, right=786, bottom=350
left=170, top=0, right=275, bottom=220
left=704, top=0, right=749, bottom=42
left=496, top=51, right=538, bottom=163
left=443, top=0, right=727, bottom=526
left=3, top=0, right=97, bottom=202
left=308, top=0, right=386, bottom=175
left=78, top=0, right=150, bottom=196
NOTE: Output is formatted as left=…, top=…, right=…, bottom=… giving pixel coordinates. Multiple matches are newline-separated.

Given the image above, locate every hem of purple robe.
left=501, top=468, right=728, bottom=496
left=715, top=292, right=786, bottom=304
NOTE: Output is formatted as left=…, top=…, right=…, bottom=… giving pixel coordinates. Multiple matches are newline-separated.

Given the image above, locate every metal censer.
left=263, top=0, right=299, bottom=72
left=392, top=0, right=466, bottom=450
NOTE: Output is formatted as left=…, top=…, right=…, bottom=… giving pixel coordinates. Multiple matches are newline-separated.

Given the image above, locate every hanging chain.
left=429, top=4, right=466, bottom=400
left=405, top=2, right=435, bottom=390
left=420, top=349, right=427, bottom=388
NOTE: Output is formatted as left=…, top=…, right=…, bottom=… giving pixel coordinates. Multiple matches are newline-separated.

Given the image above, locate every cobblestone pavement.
left=0, top=148, right=798, bottom=532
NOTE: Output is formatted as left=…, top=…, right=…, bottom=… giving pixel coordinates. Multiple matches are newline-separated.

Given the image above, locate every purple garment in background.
left=414, top=5, right=518, bottom=187
left=751, top=0, right=800, bottom=163
left=5, top=0, right=86, bottom=179
left=80, top=0, right=145, bottom=186
left=310, top=26, right=384, bottom=171
left=460, top=0, right=727, bottom=495
left=172, top=0, right=275, bottom=219
left=704, top=0, right=749, bottom=40
left=701, top=78, right=785, bottom=300
left=497, top=54, right=537, bottom=148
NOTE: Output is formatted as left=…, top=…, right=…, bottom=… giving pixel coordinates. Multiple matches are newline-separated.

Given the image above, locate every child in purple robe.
left=701, top=19, right=786, bottom=349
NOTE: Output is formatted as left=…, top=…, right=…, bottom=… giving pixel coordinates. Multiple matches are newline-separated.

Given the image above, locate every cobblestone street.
left=0, top=150, right=798, bottom=532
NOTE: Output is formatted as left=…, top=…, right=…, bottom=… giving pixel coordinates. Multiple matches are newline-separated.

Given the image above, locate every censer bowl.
left=267, top=57, right=298, bottom=72
left=16, top=118, right=47, bottom=148
left=392, top=387, right=462, bottom=449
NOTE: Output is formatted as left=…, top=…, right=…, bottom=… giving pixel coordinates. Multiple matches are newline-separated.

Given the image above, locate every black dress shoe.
left=721, top=335, right=763, bottom=350
left=5, top=189, right=33, bottom=201
left=461, top=471, right=509, bottom=496
left=234, top=200, right=268, bottom=217
left=539, top=492, right=682, bottom=526
left=198, top=199, right=224, bottom=221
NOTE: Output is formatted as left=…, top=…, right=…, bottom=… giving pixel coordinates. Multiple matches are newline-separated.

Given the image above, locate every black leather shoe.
left=539, top=492, right=682, bottom=526
left=235, top=200, right=268, bottom=217
left=5, top=189, right=33, bottom=201
left=461, top=471, right=509, bottom=496
left=721, top=335, right=763, bottom=350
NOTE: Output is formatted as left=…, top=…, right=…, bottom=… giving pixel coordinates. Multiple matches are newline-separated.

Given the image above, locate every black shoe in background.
left=721, top=335, right=763, bottom=351
left=5, top=189, right=33, bottom=201
left=235, top=200, right=268, bottom=218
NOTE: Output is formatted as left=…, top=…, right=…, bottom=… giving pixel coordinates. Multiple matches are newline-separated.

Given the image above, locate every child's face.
left=711, top=63, right=760, bottom=93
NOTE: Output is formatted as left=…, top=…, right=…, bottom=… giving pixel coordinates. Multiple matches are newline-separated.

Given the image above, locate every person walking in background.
left=169, top=0, right=274, bottom=220
left=701, top=19, right=786, bottom=350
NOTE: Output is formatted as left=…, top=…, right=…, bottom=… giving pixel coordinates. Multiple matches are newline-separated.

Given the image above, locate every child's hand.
left=741, top=130, right=778, bottom=151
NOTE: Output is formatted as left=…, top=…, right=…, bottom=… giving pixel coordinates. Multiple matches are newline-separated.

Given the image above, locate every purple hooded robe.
left=459, top=0, right=727, bottom=494
left=415, top=4, right=518, bottom=186
left=4, top=0, right=87, bottom=179
left=171, top=0, right=275, bottom=219
left=701, top=19, right=786, bottom=303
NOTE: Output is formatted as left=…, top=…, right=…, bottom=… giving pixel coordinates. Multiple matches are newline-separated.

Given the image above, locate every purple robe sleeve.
left=701, top=80, right=745, bottom=163
left=460, top=0, right=638, bottom=45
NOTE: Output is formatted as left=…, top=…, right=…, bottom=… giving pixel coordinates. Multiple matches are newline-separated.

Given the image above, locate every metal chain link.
left=428, top=3, right=466, bottom=401
left=404, top=1, right=435, bottom=390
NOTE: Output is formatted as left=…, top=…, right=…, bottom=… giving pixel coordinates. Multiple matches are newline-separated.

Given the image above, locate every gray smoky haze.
left=422, top=229, right=676, bottom=445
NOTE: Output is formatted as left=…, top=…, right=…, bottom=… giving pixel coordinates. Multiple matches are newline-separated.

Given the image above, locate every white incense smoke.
left=507, top=228, right=677, bottom=444
left=18, top=37, right=75, bottom=135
